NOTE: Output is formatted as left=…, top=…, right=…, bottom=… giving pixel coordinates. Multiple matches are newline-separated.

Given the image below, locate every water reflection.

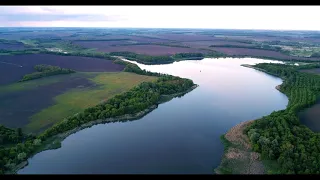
left=19, top=58, right=287, bottom=174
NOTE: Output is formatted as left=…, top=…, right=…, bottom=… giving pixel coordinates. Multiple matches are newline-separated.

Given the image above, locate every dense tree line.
left=0, top=49, right=40, bottom=55
left=0, top=126, right=24, bottom=147
left=114, top=59, right=165, bottom=77
left=295, top=63, right=320, bottom=70
left=264, top=40, right=320, bottom=49
left=204, top=50, right=227, bottom=58
left=38, top=75, right=194, bottom=140
left=244, top=63, right=320, bottom=174
left=0, top=135, right=40, bottom=174
left=173, top=53, right=204, bottom=59
left=109, top=51, right=175, bottom=64
left=43, top=50, right=118, bottom=61
left=20, top=64, right=75, bottom=82
left=72, top=39, right=130, bottom=42
left=0, top=62, right=195, bottom=174
left=209, top=44, right=282, bottom=52
left=311, top=52, right=320, bottom=58
left=110, top=51, right=228, bottom=64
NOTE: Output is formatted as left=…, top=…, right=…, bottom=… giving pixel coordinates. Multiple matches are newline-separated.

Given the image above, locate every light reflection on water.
left=18, top=58, right=287, bottom=174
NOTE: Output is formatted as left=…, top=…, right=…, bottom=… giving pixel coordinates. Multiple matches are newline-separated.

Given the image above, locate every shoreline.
left=215, top=65, right=284, bottom=174
left=11, top=84, right=199, bottom=174
left=214, top=120, right=264, bottom=174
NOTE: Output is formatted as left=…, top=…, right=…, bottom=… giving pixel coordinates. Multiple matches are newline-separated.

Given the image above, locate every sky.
left=0, top=6, right=319, bottom=31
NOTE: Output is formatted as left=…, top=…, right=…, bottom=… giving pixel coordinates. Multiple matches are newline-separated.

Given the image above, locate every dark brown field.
left=0, top=54, right=124, bottom=85
left=175, top=40, right=255, bottom=49
left=73, top=40, right=132, bottom=48
left=0, top=76, right=93, bottom=130
left=82, top=44, right=207, bottom=55
left=0, top=31, right=74, bottom=40
left=155, top=33, right=218, bottom=41
left=124, top=35, right=173, bottom=43
left=0, top=43, right=26, bottom=50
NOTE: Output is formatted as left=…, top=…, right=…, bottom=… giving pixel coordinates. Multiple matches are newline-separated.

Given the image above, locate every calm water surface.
left=19, top=58, right=288, bottom=174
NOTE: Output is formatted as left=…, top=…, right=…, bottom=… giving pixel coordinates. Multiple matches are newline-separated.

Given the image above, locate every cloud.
left=0, top=14, right=121, bottom=22
left=0, top=6, right=319, bottom=30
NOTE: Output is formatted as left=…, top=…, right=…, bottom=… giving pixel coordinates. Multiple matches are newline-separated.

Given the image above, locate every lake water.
left=18, top=58, right=288, bottom=174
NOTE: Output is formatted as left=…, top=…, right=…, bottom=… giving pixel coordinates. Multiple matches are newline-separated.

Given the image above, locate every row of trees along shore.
left=245, top=63, right=320, bottom=174
left=0, top=60, right=195, bottom=174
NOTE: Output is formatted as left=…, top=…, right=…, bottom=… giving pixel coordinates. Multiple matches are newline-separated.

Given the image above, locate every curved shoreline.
left=215, top=66, right=285, bottom=174
left=214, top=120, right=264, bottom=174
left=12, top=84, right=199, bottom=174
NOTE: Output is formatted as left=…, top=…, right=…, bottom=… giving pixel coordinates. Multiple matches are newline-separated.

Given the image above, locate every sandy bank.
left=215, top=68, right=284, bottom=174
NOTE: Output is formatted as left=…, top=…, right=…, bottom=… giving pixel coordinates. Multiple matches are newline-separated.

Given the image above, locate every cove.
left=18, top=58, right=288, bottom=174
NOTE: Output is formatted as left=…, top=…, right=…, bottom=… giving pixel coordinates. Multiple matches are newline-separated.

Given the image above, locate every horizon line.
left=0, top=27, right=319, bottom=32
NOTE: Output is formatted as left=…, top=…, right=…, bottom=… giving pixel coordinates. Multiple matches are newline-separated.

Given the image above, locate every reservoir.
left=18, top=58, right=288, bottom=174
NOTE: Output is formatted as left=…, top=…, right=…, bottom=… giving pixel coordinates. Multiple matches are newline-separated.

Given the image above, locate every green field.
left=24, top=72, right=158, bottom=133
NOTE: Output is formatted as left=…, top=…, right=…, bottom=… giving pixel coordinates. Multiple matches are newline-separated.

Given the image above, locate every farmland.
left=0, top=71, right=157, bottom=134
left=1, top=27, right=320, bottom=135
left=0, top=39, right=27, bottom=50
left=0, top=54, right=124, bottom=85
left=210, top=47, right=320, bottom=61
left=1, top=27, right=320, bottom=174
left=0, top=43, right=26, bottom=50
left=1, top=28, right=320, bottom=134
left=1, top=28, right=320, bottom=62
left=87, top=44, right=206, bottom=56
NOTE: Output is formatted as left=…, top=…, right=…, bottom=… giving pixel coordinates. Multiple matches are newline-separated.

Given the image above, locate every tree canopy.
left=245, top=63, right=320, bottom=174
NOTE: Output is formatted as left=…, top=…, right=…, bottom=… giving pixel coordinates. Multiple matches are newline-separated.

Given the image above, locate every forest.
left=173, top=52, right=205, bottom=59
left=0, top=61, right=195, bottom=174
left=0, top=49, right=40, bottom=55
left=245, top=63, right=320, bottom=174
left=109, top=51, right=175, bottom=64
left=20, top=64, right=75, bottom=82
left=38, top=75, right=194, bottom=140
left=114, top=59, right=165, bottom=77
left=311, top=52, right=320, bottom=58
left=0, top=126, right=25, bottom=147
left=42, top=50, right=118, bottom=61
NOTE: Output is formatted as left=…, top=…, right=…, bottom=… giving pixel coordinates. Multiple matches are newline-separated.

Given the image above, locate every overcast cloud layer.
left=0, top=6, right=319, bottom=30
